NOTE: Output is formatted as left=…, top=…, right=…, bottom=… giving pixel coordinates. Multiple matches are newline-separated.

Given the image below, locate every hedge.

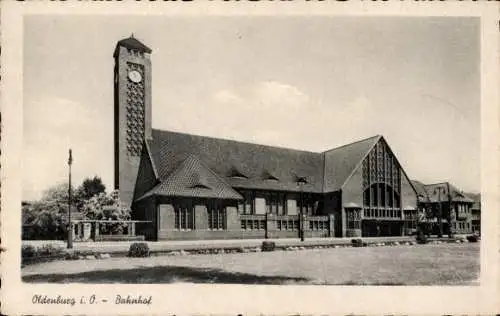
left=128, top=242, right=150, bottom=257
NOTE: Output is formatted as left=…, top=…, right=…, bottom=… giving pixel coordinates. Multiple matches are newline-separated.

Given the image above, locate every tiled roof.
left=114, top=35, right=152, bottom=56
left=143, top=130, right=402, bottom=197
left=411, top=180, right=430, bottom=202
left=465, top=192, right=481, bottom=209
left=138, top=155, right=243, bottom=200
left=323, top=135, right=381, bottom=192
left=412, top=181, right=474, bottom=203
left=147, top=129, right=325, bottom=193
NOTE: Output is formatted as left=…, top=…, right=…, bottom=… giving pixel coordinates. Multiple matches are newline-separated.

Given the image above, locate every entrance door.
left=362, top=220, right=378, bottom=237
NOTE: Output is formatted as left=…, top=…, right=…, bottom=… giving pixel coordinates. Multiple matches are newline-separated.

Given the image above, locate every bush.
left=37, top=244, right=64, bottom=257
left=466, top=235, right=479, bottom=243
left=261, top=241, right=276, bottom=252
left=21, top=245, right=36, bottom=259
left=128, top=242, right=150, bottom=257
left=64, top=252, right=80, bottom=260
left=21, top=243, right=66, bottom=265
left=351, top=238, right=365, bottom=247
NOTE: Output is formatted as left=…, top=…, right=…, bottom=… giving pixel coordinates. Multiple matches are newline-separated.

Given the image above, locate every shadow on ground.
left=22, top=265, right=310, bottom=284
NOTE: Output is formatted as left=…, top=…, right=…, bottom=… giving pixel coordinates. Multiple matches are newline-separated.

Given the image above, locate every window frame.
left=174, top=200, right=195, bottom=231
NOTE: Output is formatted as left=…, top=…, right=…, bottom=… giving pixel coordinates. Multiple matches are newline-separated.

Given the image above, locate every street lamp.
left=67, top=149, right=73, bottom=249
left=297, top=176, right=307, bottom=242
left=434, top=186, right=446, bottom=238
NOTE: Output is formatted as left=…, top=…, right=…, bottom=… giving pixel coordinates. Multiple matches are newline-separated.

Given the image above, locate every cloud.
left=212, top=89, right=242, bottom=104
left=23, top=97, right=113, bottom=200
left=253, top=81, right=310, bottom=110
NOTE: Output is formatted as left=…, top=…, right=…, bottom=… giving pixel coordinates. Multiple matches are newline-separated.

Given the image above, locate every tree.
left=41, top=182, right=72, bottom=203
left=77, top=176, right=106, bottom=201
left=81, top=190, right=130, bottom=234
left=22, top=198, right=69, bottom=240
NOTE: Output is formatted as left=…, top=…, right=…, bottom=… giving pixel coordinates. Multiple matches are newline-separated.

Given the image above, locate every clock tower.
left=113, top=35, right=152, bottom=208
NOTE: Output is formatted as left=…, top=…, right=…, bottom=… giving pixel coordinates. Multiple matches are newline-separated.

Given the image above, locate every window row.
left=173, top=202, right=226, bottom=230
left=276, top=220, right=299, bottom=231
left=309, top=220, right=328, bottom=231
left=237, top=190, right=320, bottom=215
left=363, top=183, right=401, bottom=208
left=363, top=208, right=402, bottom=218
left=454, top=222, right=471, bottom=230
left=241, top=219, right=266, bottom=230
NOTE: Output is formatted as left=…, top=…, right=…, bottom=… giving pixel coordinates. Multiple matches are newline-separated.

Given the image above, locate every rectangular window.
left=298, top=193, right=318, bottom=216
left=238, top=191, right=254, bottom=214
left=346, top=209, right=361, bottom=229
left=174, top=200, right=195, bottom=230
left=259, top=220, right=266, bottom=230
left=208, top=201, right=226, bottom=230
left=266, top=192, right=287, bottom=215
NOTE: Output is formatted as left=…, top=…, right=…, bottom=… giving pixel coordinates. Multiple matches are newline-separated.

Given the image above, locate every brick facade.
left=113, top=36, right=476, bottom=241
left=114, top=42, right=152, bottom=209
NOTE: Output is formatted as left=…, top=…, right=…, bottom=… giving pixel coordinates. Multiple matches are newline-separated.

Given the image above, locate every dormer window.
left=228, top=166, right=248, bottom=179
left=187, top=173, right=211, bottom=189
left=295, top=175, right=308, bottom=185
left=262, top=171, right=279, bottom=182
left=189, top=183, right=211, bottom=190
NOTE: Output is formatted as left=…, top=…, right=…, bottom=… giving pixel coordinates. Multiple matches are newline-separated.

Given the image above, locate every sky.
left=23, top=16, right=480, bottom=201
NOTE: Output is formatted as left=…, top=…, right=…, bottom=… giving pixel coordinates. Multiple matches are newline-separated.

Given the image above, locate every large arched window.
left=363, top=183, right=400, bottom=207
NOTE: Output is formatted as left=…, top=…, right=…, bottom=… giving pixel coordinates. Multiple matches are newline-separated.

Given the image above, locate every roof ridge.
left=152, top=128, right=321, bottom=154
left=423, top=181, right=449, bottom=186
left=322, top=135, right=382, bottom=154
left=339, top=135, right=381, bottom=191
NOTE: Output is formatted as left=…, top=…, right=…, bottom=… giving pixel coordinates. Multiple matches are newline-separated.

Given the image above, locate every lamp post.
left=67, top=149, right=73, bottom=249
left=297, top=177, right=307, bottom=242
left=434, top=186, right=446, bottom=238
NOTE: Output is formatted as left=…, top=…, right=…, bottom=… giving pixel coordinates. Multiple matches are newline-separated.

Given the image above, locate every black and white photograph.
left=1, top=2, right=499, bottom=315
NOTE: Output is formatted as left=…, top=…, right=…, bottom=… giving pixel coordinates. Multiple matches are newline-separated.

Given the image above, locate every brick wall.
left=133, top=146, right=158, bottom=200
left=114, top=45, right=152, bottom=209
left=133, top=196, right=157, bottom=240
left=149, top=198, right=334, bottom=241
left=342, top=165, right=363, bottom=207
left=401, top=172, right=417, bottom=210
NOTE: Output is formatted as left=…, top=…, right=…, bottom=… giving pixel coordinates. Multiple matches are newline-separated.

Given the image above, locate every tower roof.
left=114, top=35, right=152, bottom=57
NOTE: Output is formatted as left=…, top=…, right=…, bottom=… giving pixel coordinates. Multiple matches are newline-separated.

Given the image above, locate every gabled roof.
left=142, top=129, right=412, bottom=197
left=114, top=35, right=152, bottom=57
left=466, top=192, right=481, bottom=210
left=323, top=135, right=381, bottom=192
left=137, top=155, right=243, bottom=200
left=412, top=181, right=474, bottom=203
left=411, top=180, right=430, bottom=202
left=147, top=129, right=324, bottom=193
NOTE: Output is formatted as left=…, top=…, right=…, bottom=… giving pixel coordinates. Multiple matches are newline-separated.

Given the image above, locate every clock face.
left=128, top=70, right=142, bottom=83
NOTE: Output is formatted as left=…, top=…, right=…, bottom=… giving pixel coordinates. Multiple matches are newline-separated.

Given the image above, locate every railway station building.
left=113, top=35, right=476, bottom=241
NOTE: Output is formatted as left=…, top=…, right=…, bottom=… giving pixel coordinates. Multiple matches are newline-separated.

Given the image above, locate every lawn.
left=22, top=243, right=479, bottom=285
